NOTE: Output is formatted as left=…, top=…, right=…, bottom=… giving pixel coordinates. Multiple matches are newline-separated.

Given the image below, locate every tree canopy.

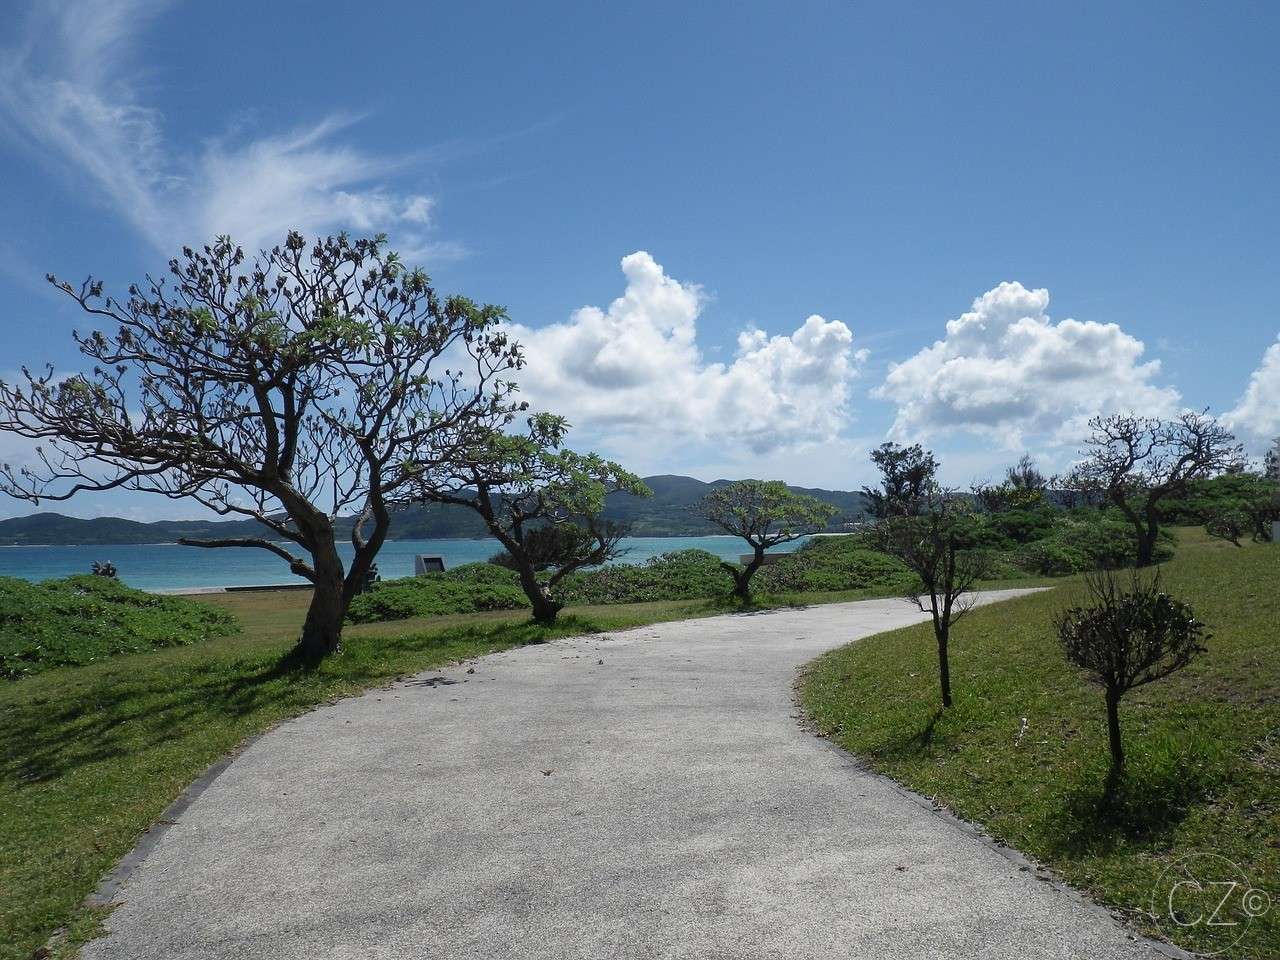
left=0, top=232, right=523, bottom=656
left=1063, top=411, right=1241, bottom=565
left=861, top=442, right=939, bottom=518
left=700, top=479, right=837, bottom=601
left=406, top=413, right=649, bottom=623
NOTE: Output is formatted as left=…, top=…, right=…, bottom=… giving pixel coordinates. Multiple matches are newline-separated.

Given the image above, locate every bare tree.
left=0, top=233, right=523, bottom=658
left=1063, top=412, right=1242, bottom=566
left=879, top=496, right=992, bottom=708
left=406, top=414, right=649, bottom=624
left=700, top=479, right=837, bottom=602
left=1054, top=569, right=1208, bottom=789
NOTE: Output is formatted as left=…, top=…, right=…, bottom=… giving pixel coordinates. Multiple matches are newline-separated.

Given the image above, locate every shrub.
left=438, top=562, right=526, bottom=586
left=345, top=564, right=530, bottom=623
left=987, top=507, right=1056, bottom=545
left=1004, top=513, right=1177, bottom=577
left=559, top=550, right=729, bottom=605
left=0, top=575, right=237, bottom=679
left=1204, top=509, right=1251, bottom=547
left=1016, top=541, right=1091, bottom=576
left=756, top=537, right=915, bottom=593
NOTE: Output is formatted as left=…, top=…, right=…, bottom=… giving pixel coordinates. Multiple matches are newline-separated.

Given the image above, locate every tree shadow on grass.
left=1042, top=764, right=1219, bottom=858
left=2, top=616, right=583, bottom=786
left=864, top=708, right=945, bottom=763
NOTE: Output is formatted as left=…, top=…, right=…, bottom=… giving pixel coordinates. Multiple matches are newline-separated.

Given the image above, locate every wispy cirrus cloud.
left=0, top=0, right=454, bottom=260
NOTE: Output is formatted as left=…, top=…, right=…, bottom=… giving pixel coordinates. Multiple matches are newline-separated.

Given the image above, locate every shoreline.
left=0, top=533, right=764, bottom=549
left=1, top=535, right=826, bottom=592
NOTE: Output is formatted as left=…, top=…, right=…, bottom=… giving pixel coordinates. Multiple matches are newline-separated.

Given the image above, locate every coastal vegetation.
left=800, top=530, right=1278, bottom=958
left=0, top=233, right=528, bottom=658
left=346, top=538, right=917, bottom=622
left=0, top=575, right=235, bottom=679
left=1062, top=411, right=1243, bottom=565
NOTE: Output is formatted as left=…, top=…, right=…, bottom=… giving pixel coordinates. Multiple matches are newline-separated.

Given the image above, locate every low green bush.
left=559, top=550, right=728, bottom=605
left=756, top=537, right=915, bottom=593
left=1016, top=540, right=1091, bottom=576
left=979, top=507, right=1057, bottom=548
left=1012, top=518, right=1174, bottom=575
left=348, top=540, right=925, bottom=623
left=0, top=575, right=237, bottom=679
left=345, top=563, right=529, bottom=623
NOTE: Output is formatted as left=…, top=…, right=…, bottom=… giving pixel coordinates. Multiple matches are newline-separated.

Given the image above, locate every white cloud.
left=1225, top=334, right=1280, bottom=440
left=509, top=251, right=866, bottom=455
left=0, top=0, right=449, bottom=260
left=875, top=281, right=1180, bottom=447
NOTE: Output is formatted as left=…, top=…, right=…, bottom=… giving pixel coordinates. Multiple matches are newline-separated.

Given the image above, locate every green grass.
left=800, top=529, right=1279, bottom=959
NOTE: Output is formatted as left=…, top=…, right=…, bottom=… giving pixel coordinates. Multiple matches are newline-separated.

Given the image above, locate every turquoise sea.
left=0, top=536, right=809, bottom=592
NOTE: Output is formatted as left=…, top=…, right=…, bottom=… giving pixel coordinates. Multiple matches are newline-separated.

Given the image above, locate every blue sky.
left=1, top=0, right=1278, bottom=519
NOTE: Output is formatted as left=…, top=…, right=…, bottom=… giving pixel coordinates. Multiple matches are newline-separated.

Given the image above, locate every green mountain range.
left=0, top=476, right=868, bottom=545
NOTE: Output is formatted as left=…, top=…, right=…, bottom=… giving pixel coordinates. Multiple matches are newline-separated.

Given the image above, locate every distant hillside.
left=0, top=476, right=868, bottom=545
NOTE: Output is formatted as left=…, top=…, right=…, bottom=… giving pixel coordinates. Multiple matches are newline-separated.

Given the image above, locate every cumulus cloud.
left=0, top=0, right=449, bottom=259
left=509, top=252, right=866, bottom=454
left=1225, top=334, right=1280, bottom=439
left=876, top=281, right=1180, bottom=447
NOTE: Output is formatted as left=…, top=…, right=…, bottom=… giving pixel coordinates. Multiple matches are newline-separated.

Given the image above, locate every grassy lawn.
left=800, top=529, right=1279, bottom=959
left=0, top=574, right=956, bottom=960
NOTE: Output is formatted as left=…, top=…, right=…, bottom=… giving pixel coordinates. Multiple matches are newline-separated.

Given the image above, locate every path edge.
left=84, top=728, right=272, bottom=908
left=790, top=668, right=1197, bottom=960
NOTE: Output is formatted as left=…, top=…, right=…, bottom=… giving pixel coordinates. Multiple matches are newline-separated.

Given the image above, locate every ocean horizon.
left=0, top=535, right=810, bottom=592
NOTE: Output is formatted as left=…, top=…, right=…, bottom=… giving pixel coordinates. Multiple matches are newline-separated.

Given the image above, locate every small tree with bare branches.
left=879, top=496, right=992, bottom=708
left=0, top=233, right=523, bottom=658
left=1063, top=412, right=1242, bottom=566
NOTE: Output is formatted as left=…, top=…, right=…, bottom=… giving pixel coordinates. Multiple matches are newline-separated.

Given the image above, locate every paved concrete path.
left=85, top=592, right=1165, bottom=960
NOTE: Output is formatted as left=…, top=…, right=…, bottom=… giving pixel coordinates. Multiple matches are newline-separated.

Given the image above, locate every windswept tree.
left=1055, top=569, right=1208, bottom=790
left=406, top=414, right=649, bottom=624
left=878, top=495, right=992, bottom=708
left=0, top=233, right=523, bottom=658
left=861, top=442, right=938, bottom=519
left=1006, top=452, right=1048, bottom=496
left=700, top=479, right=837, bottom=602
left=1063, top=412, right=1242, bottom=565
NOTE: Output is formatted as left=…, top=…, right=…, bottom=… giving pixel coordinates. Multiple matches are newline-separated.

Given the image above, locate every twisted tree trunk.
left=297, top=526, right=347, bottom=659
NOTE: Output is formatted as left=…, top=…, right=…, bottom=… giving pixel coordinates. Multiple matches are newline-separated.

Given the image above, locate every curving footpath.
left=83, top=591, right=1171, bottom=959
